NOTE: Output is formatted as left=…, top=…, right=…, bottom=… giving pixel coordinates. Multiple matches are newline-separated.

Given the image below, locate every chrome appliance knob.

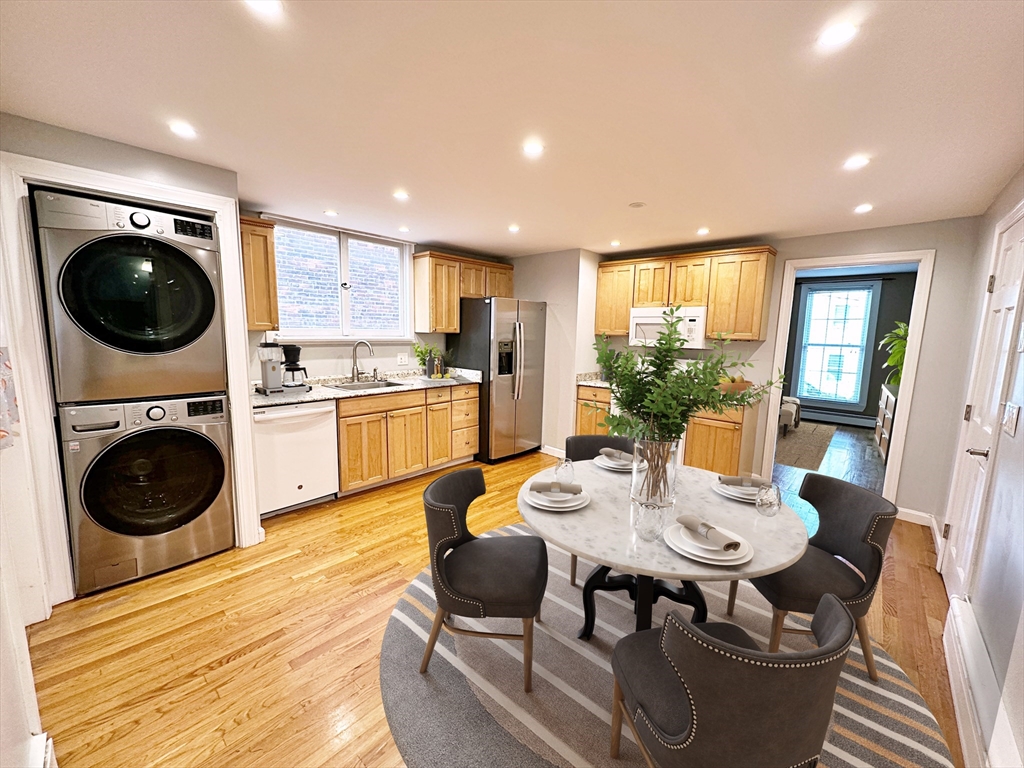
left=130, top=212, right=151, bottom=229
left=147, top=406, right=166, bottom=421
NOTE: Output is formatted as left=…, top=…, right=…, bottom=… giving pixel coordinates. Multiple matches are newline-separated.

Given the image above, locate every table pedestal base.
left=577, top=565, right=708, bottom=640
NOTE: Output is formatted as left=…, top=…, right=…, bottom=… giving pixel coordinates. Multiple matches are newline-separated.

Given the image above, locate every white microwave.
left=628, top=306, right=709, bottom=349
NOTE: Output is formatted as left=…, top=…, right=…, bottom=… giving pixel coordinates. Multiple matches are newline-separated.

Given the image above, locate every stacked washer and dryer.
left=34, top=190, right=235, bottom=595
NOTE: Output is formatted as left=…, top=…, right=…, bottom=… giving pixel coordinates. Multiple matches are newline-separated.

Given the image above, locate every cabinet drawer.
left=451, top=384, right=479, bottom=401
left=693, top=407, right=743, bottom=424
left=425, top=387, right=451, bottom=403
left=451, top=398, right=479, bottom=429
left=338, top=390, right=426, bottom=418
left=452, top=427, right=479, bottom=459
left=577, top=385, right=611, bottom=404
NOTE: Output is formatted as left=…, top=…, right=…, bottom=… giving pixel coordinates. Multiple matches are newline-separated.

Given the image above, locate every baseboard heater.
left=800, top=409, right=875, bottom=429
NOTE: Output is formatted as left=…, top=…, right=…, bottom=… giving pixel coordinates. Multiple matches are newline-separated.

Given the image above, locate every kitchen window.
left=791, top=281, right=881, bottom=410
left=271, top=221, right=411, bottom=340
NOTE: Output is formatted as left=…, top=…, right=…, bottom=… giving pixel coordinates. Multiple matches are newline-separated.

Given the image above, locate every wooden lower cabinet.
left=338, top=413, right=388, bottom=491
left=575, top=384, right=612, bottom=435
left=452, top=427, right=479, bottom=459
left=387, top=406, right=427, bottom=477
left=451, top=398, right=479, bottom=430
left=427, top=403, right=452, bottom=467
left=682, top=404, right=760, bottom=476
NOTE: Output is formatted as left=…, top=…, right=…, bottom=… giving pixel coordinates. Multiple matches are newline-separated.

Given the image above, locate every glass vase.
left=630, top=439, right=679, bottom=542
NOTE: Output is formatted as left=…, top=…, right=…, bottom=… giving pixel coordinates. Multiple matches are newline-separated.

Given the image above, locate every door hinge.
left=942, top=523, right=951, bottom=539
left=987, top=275, right=996, bottom=293
left=964, top=404, right=972, bottom=421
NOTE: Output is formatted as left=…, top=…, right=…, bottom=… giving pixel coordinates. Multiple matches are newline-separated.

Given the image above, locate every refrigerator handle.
left=514, top=321, right=524, bottom=400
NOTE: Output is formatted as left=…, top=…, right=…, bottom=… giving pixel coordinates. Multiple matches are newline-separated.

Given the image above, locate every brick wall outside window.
left=349, top=238, right=401, bottom=333
left=275, top=226, right=341, bottom=329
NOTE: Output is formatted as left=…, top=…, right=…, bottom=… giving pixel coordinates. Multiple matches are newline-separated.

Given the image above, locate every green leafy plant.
left=594, top=306, right=781, bottom=442
left=878, top=321, right=908, bottom=385
left=412, top=341, right=440, bottom=368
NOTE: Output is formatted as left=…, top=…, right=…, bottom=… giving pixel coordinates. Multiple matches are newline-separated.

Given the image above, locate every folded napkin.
left=717, top=475, right=772, bottom=489
left=599, top=447, right=632, bottom=463
left=676, top=515, right=741, bottom=552
left=530, top=480, right=583, bottom=496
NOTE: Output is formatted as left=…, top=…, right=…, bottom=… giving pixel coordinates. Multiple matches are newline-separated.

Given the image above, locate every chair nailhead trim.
left=844, top=511, right=896, bottom=607
left=426, top=502, right=485, bottom=618
left=667, top=614, right=849, bottom=667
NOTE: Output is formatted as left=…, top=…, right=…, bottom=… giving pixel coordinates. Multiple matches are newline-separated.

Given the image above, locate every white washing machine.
left=59, top=394, right=235, bottom=595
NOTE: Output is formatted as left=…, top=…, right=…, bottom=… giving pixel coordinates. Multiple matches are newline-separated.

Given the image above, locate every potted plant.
left=878, top=321, right=908, bottom=385
left=595, top=306, right=780, bottom=540
left=413, top=341, right=440, bottom=377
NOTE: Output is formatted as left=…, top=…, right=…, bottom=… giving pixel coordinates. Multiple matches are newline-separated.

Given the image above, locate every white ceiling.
left=1, top=1, right=1022, bottom=257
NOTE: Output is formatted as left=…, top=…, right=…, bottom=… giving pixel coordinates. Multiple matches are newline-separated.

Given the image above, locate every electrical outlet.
left=397, top=353, right=409, bottom=366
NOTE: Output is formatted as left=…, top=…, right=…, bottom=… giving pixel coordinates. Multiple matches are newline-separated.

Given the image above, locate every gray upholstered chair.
left=730, top=473, right=896, bottom=681
left=564, top=435, right=634, bottom=586
left=419, top=467, right=548, bottom=692
left=611, top=594, right=855, bottom=768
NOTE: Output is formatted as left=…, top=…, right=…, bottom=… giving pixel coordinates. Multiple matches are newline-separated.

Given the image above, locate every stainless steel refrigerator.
left=450, top=298, right=546, bottom=462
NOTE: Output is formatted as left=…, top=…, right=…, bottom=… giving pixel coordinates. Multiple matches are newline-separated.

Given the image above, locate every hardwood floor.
left=28, top=452, right=962, bottom=768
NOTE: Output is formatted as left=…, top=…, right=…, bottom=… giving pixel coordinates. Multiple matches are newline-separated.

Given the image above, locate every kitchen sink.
left=326, top=381, right=405, bottom=392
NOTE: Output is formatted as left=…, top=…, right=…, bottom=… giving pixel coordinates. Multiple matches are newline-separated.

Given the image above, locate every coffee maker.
left=281, top=344, right=311, bottom=392
left=256, top=342, right=284, bottom=395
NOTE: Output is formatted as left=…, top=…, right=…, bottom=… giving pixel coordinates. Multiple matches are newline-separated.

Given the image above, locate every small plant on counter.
left=439, top=349, right=457, bottom=379
left=413, top=342, right=440, bottom=371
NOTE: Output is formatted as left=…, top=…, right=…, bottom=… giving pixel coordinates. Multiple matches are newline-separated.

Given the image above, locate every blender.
left=256, top=342, right=284, bottom=395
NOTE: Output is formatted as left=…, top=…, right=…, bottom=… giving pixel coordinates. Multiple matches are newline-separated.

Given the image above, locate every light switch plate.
left=397, top=353, right=409, bottom=366
left=1002, top=402, right=1020, bottom=438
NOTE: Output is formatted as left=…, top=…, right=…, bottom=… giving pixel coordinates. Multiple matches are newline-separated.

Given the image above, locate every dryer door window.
left=82, top=428, right=226, bottom=536
left=60, top=234, right=217, bottom=354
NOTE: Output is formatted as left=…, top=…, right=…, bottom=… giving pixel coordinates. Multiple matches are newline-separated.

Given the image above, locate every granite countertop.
left=251, top=368, right=482, bottom=408
left=576, top=373, right=609, bottom=389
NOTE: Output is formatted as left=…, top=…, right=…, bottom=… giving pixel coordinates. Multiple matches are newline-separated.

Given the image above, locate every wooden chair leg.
left=769, top=608, right=787, bottom=653
left=611, top=677, right=624, bottom=758
left=856, top=615, right=878, bottom=681
left=523, top=617, right=534, bottom=692
left=727, top=580, right=738, bottom=616
left=619, top=697, right=655, bottom=768
left=536, top=602, right=542, bottom=623
left=570, top=554, right=578, bottom=587
left=420, top=607, right=446, bottom=673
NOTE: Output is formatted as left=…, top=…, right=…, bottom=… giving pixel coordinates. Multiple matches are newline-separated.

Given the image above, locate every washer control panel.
left=59, top=396, right=227, bottom=441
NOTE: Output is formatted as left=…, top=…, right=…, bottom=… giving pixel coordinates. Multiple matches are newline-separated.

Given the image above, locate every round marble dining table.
left=517, top=460, right=809, bottom=638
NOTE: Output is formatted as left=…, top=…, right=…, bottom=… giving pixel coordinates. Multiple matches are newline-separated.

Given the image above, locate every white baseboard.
left=897, top=507, right=945, bottom=569
left=944, top=598, right=1024, bottom=768
left=540, top=445, right=565, bottom=459
left=27, top=734, right=56, bottom=768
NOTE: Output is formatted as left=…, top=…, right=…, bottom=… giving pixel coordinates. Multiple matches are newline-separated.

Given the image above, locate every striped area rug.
left=381, top=524, right=953, bottom=768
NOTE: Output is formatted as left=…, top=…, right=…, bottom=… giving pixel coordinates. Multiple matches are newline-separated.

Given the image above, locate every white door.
left=942, top=212, right=1024, bottom=598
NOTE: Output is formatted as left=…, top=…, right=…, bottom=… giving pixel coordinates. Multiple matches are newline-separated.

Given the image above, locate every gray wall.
left=0, top=112, right=237, bottom=198
left=966, top=164, right=1024, bottom=756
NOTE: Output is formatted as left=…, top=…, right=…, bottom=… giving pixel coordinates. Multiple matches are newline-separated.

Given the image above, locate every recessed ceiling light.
left=168, top=120, right=197, bottom=139
left=393, top=190, right=409, bottom=201
left=610, top=241, right=620, bottom=247
left=854, top=203, right=873, bottom=214
left=817, top=22, right=858, bottom=51
left=323, top=210, right=337, bottom=217
left=628, top=202, right=646, bottom=208
left=697, top=227, right=710, bottom=236
left=244, top=0, right=284, bottom=21
left=522, top=139, right=545, bottom=159
left=843, top=154, right=871, bottom=171
left=398, top=225, right=409, bottom=233
left=508, top=224, right=520, bottom=233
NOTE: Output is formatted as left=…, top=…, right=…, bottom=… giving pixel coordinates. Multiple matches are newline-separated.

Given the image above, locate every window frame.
left=790, top=280, right=881, bottom=411
left=264, top=216, right=413, bottom=342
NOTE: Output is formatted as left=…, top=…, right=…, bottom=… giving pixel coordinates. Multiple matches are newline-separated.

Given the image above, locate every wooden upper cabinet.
left=668, top=256, right=711, bottom=307
left=595, top=263, right=635, bottom=336
left=387, top=406, right=427, bottom=478
left=485, top=265, right=514, bottom=298
left=460, top=262, right=486, bottom=299
left=706, top=249, right=775, bottom=340
left=240, top=217, right=279, bottom=331
left=414, top=254, right=460, bottom=333
left=632, top=261, right=671, bottom=307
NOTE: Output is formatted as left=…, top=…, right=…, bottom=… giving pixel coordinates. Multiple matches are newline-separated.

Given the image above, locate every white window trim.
left=263, top=214, right=414, bottom=342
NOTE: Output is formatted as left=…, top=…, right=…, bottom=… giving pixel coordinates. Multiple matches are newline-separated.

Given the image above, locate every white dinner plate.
left=666, top=524, right=751, bottom=560
left=539, top=490, right=575, bottom=501
left=528, top=490, right=585, bottom=506
left=526, top=490, right=591, bottom=512
left=664, top=524, right=753, bottom=565
left=711, top=483, right=759, bottom=504
left=593, top=455, right=646, bottom=472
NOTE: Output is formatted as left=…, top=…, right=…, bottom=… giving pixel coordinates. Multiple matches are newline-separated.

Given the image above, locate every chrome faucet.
left=351, top=340, right=374, bottom=381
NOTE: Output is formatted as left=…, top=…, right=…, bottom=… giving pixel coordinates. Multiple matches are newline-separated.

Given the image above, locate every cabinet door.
left=240, top=217, right=279, bottom=331
left=576, top=399, right=610, bottom=435
left=683, top=417, right=742, bottom=475
left=706, top=252, right=771, bottom=340
left=431, top=258, right=461, bottom=333
left=486, top=266, right=514, bottom=298
left=633, top=261, right=671, bottom=307
left=460, top=263, right=486, bottom=298
left=426, top=402, right=452, bottom=467
left=668, top=257, right=711, bottom=307
left=339, top=413, right=388, bottom=491
left=595, top=263, right=635, bottom=335
left=388, top=406, right=427, bottom=477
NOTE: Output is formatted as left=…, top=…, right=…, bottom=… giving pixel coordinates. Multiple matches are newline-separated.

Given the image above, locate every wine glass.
left=755, top=483, right=782, bottom=517
left=554, top=458, right=575, bottom=487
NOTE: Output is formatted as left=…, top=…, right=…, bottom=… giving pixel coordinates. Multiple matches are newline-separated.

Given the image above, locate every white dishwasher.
left=252, top=401, right=339, bottom=517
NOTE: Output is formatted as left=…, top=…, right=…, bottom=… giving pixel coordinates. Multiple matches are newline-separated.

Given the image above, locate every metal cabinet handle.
left=966, top=447, right=990, bottom=458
